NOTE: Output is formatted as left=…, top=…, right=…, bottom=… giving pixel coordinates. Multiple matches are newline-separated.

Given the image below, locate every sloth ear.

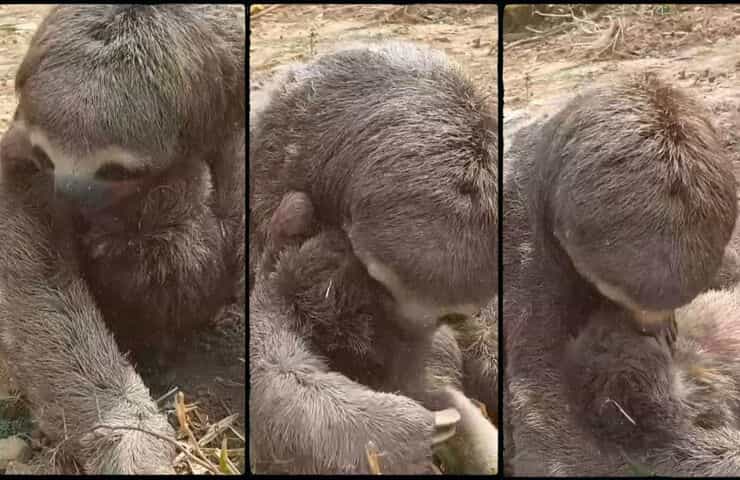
left=0, top=124, right=32, bottom=166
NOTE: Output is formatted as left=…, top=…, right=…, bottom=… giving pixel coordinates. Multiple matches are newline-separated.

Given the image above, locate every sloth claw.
left=634, top=313, right=678, bottom=356
left=432, top=407, right=460, bottom=446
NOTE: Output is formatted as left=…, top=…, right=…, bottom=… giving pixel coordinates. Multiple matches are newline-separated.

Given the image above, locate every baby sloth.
left=562, top=289, right=740, bottom=475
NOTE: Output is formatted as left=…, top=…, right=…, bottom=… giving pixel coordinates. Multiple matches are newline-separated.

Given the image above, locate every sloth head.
left=541, top=77, right=737, bottom=320
left=3, top=5, right=243, bottom=214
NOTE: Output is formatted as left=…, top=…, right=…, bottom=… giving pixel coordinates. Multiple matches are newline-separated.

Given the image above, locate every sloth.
left=503, top=75, right=738, bottom=475
left=250, top=227, right=498, bottom=473
left=249, top=40, right=498, bottom=319
left=561, top=287, right=740, bottom=476
left=263, top=190, right=499, bottom=417
left=249, top=42, right=498, bottom=473
left=0, top=4, right=245, bottom=473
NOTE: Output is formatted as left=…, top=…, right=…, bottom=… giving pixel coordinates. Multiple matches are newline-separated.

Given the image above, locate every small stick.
left=156, top=386, right=180, bottom=405
left=505, top=22, right=571, bottom=49
left=174, top=413, right=240, bottom=465
left=175, top=392, right=213, bottom=470
left=602, top=398, right=637, bottom=425
left=250, top=5, right=280, bottom=21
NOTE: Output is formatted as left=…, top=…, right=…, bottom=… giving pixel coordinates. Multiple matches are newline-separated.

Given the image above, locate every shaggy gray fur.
left=504, top=76, right=740, bottom=475
left=249, top=41, right=498, bottom=473
left=0, top=5, right=245, bottom=473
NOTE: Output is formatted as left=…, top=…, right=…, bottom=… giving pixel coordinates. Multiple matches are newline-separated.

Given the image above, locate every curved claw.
left=632, top=309, right=678, bottom=356
left=433, top=407, right=460, bottom=446
left=664, top=313, right=678, bottom=353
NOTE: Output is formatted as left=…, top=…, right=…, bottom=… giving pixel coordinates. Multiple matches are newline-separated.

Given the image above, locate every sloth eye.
left=95, top=163, right=144, bottom=182
left=31, top=146, right=53, bottom=171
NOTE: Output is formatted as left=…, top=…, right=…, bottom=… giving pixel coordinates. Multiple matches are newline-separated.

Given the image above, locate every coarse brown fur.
left=536, top=76, right=736, bottom=314
left=263, top=190, right=499, bottom=418
left=504, top=76, right=738, bottom=475
left=0, top=4, right=245, bottom=473
left=16, top=4, right=246, bottom=352
left=456, top=296, right=499, bottom=421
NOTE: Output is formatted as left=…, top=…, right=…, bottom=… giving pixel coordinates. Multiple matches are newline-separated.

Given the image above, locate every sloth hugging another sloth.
left=249, top=41, right=499, bottom=474
left=0, top=5, right=245, bottom=474
left=504, top=73, right=740, bottom=475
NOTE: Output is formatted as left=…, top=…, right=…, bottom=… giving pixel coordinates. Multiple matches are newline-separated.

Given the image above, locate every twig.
left=202, top=447, right=244, bottom=457
left=249, top=5, right=280, bottom=21
left=173, top=414, right=239, bottom=465
left=200, top=414, right=239, bottom=447
left=156, top=386, right=180, bottom=405
left=568, top=6, right=600, bottom=28
left=228, top=426, right=245, bottom=443
left=93, top=425, right=221, bottom=474
left=505, top=22, right=571, bottom=49
left=602, top=398, right=636, bottom=425
left=533, top=10, right=573, bottom=19
left=525, top=26, right=545, bottom=34
left=176, top=391, right=210, bottom=466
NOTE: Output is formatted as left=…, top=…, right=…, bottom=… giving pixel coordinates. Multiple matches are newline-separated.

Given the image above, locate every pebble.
left=4, top=460, right=35, bottom=474
left=0, top=436, right=30, bottom=470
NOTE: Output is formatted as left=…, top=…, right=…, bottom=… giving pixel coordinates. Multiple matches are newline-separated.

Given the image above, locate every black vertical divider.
left=496, top=2, right=505, bottom=478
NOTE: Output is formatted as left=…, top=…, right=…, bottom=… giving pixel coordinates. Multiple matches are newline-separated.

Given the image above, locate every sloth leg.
left=249, top=281, right=446, bottom=474
left=0, top=279, right=175, bottom=473
left=0, top=188, right=175, bottom=473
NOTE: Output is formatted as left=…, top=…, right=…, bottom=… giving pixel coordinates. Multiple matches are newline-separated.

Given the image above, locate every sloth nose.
left=54, top=175, right=139, bottom=213
left=54, top=175, right=109, bottom=211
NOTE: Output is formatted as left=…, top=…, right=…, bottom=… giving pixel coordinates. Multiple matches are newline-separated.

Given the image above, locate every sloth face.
left=50, top=160, right=148, bottom=214
left=362, top=252, right=486, bottom=335
left=563, top=240, right=678, bottom=331
left=19, top=121, right=154, bottom=215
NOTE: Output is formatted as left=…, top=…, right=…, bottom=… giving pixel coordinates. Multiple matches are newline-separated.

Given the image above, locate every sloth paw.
left=634, top=312, right=677, bottom=356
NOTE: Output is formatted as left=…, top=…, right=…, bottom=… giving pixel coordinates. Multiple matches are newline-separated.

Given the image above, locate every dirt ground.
left=0, top=4, right=50, bottom=135
left=503, top=4, right=740, bottom=166
left=249, top=4, right=498, bottom=98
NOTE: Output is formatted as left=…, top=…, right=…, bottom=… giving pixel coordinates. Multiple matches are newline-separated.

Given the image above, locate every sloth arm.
left=249, top=280, right=437, bottom=474
left=0, top=184, right=174, bottom=473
